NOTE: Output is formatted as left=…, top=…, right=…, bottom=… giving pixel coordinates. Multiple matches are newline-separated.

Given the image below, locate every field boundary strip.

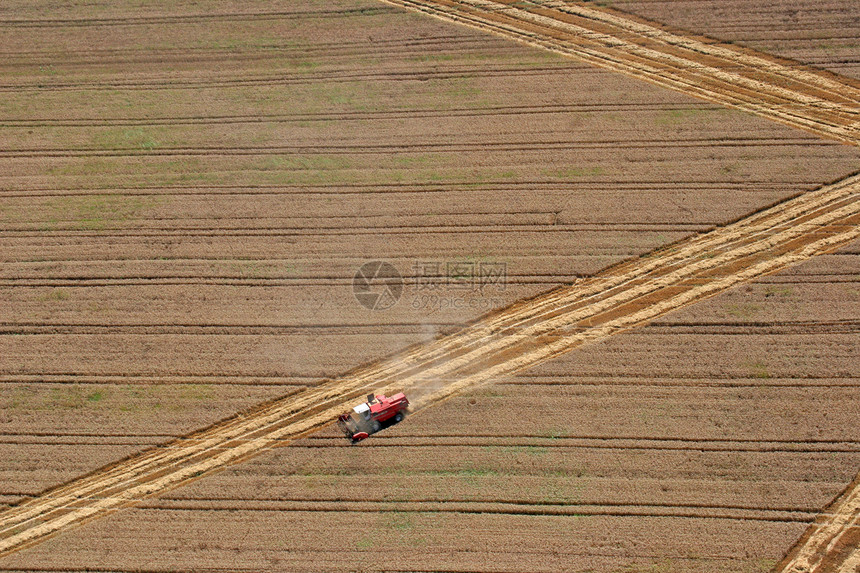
left=377, top=0, right=860, bottom=146
left=0, top=168, right=858, bottom=556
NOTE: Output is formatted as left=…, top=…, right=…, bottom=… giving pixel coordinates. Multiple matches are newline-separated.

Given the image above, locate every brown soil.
left=2, top=0, right=856, bottom=497
left=0, top=0, right=858, bottom=570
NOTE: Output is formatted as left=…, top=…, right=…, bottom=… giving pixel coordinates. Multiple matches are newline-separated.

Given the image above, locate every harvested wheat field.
left=0, top=0, right=858, bottom=571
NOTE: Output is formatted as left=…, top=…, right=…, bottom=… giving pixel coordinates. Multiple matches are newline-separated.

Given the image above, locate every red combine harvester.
left=337, top=393, right=409, bottom=444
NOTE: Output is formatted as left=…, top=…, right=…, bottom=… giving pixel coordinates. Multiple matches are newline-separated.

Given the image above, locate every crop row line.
left=0, top=7, right=396, bottom=28
left=5, top=438, right=860, bottom=453
left=2, top=376, right=857, bottom=389
left=0, top=180, right=810, bottom=197
left=0, top=64, right=585, bottom=92
left=0, top=34, right=491, bottom=63
left=0, top=136, right=825, bottom=158
left=0, top=102, right=722, bottom=127
left=153, top=496, right=828, bottom=513
left=135, top=499, right=816, bottom=521
left=1, top=320, right=858, bottom=336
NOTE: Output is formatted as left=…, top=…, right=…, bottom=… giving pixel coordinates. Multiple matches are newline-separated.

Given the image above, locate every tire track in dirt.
left=155, top=497, right=824, bottom=514
left=0, top=7, right=396, bottom=28
left=0, top=36, right=523, bottom=71
left=0, top=181, right=800, bottom=198
left=1, top=318, right=858, bottom=336
left=0, top=166, right=857, bottom=557
left=3, top=373, right=856, bottom=389
left=377, top=0, right=859, bottom=145
left=0, top=34, right=484, bottom=60
left=0, top=64, right=584, bottom=92
left=6, top=435, right=860, bottom=453
left=0, top=223, right=706, bottom=235
left=134, top=499, right=817, bottom=523
left=0, top=102, right=722, bottom=128
left=0, top=136, right=822, bottom=158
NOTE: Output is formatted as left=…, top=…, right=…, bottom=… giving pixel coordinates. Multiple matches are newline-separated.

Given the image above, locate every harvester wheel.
left=393, top=412, right=403, bottom=423
left=371, top=420, right=381, bottom=432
